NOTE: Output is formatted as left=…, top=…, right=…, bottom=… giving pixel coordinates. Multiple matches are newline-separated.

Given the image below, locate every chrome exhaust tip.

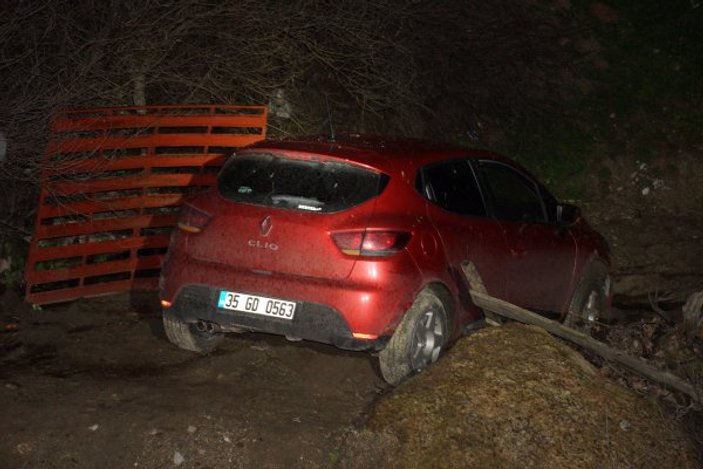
left=195, top=320, right=208, bottom=332
left=196, top=320, right=219, bottom=333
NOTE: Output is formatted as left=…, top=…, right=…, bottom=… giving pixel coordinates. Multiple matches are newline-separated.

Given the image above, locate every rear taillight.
left=331, top=230, right=410, bottom=257
left=177, top=203, right=212, bottom=233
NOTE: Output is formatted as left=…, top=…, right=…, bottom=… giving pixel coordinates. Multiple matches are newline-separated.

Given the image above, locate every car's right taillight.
left=177, top=203, right=212, bottom=233
left=331, top=230, right=410, bottom=257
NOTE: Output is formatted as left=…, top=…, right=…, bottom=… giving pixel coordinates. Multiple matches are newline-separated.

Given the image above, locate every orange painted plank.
left=27, top=255, right=162, bottom=284
left=43, top=155, right=228, bottom=176
left=36, top=214, right=178, bottom=238
left=46, top=134, right=263, bottom=154
left=38, top=194, right=186, bottom=218
left=48, top=173, right=216, bottom=195
left=28, top=235, right=171, bottom=263
left=26, top=277, right=159, bottom=305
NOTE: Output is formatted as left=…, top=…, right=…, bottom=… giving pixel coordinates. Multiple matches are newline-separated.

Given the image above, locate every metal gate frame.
left=25, top=105, right=267, bottom=305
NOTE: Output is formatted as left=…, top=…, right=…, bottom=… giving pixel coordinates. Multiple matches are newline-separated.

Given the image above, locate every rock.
left=173, top=451, right=184, bottom=466
left=15, top=442, right=33, bottom=455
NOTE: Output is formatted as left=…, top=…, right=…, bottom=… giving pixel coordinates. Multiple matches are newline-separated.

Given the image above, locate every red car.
left=159, top=135, right=610, bottom=384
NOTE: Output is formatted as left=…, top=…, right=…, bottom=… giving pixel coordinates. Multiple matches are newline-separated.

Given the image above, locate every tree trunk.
left=133, top=69, right=146, bottom=109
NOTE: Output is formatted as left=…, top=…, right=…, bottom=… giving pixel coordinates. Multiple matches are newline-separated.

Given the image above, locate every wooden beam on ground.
left=461, top=261, right=501, bottom=326
left=460, top=261, right=700, bottom=402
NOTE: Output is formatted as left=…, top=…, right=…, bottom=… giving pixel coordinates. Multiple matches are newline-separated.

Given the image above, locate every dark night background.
left=2, top=0, right=701, bottom=297
left=0, top=1, right=702, bottom=467
left=1, top=0, right=701, bottom=235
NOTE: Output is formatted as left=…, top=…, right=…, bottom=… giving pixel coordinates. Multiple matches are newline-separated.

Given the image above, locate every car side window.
left=479, top=161, right=546, bottom=223
left=419, top=160, right=486, bottom=217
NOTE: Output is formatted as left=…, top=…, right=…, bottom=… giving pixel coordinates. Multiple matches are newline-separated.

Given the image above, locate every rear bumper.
left=160, top=249, right=423, bottom=350
left=165, top=284, right=388, bottom=351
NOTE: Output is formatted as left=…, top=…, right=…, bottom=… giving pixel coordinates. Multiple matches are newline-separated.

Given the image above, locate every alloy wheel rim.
left=410, top=310, right=444, bottom=371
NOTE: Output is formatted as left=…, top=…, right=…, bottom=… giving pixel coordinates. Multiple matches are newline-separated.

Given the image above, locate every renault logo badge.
left=259, top=215, right=273, bottom=237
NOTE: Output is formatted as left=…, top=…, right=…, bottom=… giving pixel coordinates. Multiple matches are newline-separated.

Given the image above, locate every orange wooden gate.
left=25, top=105, right=267, bottom=305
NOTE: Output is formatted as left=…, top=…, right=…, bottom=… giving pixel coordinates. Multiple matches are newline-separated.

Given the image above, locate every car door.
left=419, top=159, right=508, bottom=301
left=476, top=159, right=576, bottom=313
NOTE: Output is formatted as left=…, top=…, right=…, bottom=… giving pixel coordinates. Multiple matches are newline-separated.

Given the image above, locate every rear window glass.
left=217, top=154, right=386, bottom=213
left=419, top=159, right=486, bottom=217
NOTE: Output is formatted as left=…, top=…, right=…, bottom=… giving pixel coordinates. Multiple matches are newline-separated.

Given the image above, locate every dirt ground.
left=0, top=291, right=386, bottom=468
left=3, top=288, right=702, bottom=469
left=2, top=283, right=702, bottom=468
left=1, top=209, right=701, bottom=468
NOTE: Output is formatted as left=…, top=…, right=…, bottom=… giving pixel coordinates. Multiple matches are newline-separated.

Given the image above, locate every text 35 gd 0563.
left=217, top=290, right=296, bottom=320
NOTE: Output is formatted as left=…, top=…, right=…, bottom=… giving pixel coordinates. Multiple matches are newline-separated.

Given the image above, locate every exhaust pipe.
left=196, top=320, right=219, bottom=333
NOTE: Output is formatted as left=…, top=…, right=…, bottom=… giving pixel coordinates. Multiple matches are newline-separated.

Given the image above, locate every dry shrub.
left=0, top=0, right=580, bottom=234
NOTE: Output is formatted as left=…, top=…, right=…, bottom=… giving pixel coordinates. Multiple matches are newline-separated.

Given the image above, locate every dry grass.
left=344, top=324, right=698, bottom=468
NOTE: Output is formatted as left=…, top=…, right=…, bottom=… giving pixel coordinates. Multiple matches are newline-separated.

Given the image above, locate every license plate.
left=217, top=290, right=296, bottom=320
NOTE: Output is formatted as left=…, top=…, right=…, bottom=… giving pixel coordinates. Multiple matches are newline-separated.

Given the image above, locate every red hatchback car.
left=159, top=135, right=610, bottom=384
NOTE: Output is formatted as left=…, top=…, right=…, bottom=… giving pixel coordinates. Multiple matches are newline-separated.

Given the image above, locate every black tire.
left=162, top=311, right=224, bottom=353
left=379, top=290, right=448, bottom=385
left=564, top=261, right=609, bottom=332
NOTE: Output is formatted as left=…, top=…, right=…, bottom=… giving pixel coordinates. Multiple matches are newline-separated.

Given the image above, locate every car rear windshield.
left=217, top=153, right=387, bottom=213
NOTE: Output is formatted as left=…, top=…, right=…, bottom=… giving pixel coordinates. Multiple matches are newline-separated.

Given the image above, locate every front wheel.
left=162, top=311, right=224, bottom=353
left=564, top=261, right=609, bottom=332
left=379, top=291, right=448, bottom=385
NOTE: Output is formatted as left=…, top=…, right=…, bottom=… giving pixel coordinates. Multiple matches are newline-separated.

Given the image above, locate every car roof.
left=241, top=134, right=513, bottom=174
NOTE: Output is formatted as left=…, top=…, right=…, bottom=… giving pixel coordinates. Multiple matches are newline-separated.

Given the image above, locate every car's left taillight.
left=331, top=230, right=410, bottom=257
left=177, top=203, right=212, bottom=234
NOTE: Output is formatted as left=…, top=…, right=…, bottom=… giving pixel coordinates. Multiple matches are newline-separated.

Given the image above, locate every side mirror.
left=556, top=203, right=581, bottom=227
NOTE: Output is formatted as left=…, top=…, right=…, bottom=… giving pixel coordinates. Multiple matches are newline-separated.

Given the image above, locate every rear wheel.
left=379, top=290, right=448, bottom=385
left=162, top=311, right=224, bottom=353
left=564, top=261, right=609, bottom=332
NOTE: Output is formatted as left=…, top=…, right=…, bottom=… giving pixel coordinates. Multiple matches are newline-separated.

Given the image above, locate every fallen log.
left=461, top=261, right=701, bottom=402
